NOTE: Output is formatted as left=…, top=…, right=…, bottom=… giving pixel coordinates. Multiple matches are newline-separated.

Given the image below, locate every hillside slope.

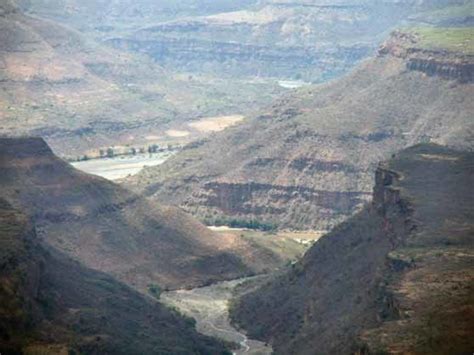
left=125, top=28, right=474, bottom=230
left=0, top=198, right=230, bottom=354
left=0, top=2, right=278, bottom=157
left=0, top=137, right=282, bottom=291
left=230, top=144, right=474, bottom=354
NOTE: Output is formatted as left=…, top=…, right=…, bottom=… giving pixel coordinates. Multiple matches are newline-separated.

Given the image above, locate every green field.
left=409, top=27, right=474, bottom=54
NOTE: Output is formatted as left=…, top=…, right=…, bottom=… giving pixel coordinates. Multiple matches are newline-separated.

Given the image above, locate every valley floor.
left=161, top=277, right=272, bottom=355
left=160, top=229, right=323, bottom=354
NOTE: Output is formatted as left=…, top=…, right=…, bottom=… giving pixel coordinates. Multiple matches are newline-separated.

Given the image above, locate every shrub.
left=147, top=284, right=162, bottom=300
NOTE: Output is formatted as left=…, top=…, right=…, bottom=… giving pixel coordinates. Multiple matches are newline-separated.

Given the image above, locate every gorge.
left=0, top=1, right=473, bottom=354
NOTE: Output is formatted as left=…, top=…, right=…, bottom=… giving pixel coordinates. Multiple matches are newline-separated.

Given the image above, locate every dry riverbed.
left=161, top=277, right=272, bottom=355
left=161, top=229, right=325, bottom=353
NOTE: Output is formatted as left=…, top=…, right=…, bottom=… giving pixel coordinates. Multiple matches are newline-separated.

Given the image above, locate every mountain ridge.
left=0, top=136, right=284, bottom=291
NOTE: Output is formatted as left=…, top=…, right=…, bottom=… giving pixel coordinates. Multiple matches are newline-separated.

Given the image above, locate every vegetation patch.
left=147, top=283, right=162, bottom=300
left=408, top=27, right=474, bottom=54
left=206, top=217, right=278, bottom=232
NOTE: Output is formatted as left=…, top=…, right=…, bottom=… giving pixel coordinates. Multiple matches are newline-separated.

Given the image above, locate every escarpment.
left=188, top=181, right=370, bottom=230
left=230, top=144, right=474, bottom=354
left=105, top=1, right=421, bottom=82
left=107, top=36, right=369, bottom=80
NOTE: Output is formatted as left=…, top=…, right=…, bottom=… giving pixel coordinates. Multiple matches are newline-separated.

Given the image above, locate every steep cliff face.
left=0, top=198, right=231, bottom=354
left=125, top=29, right=474, bottom=230
left=107, top=36, right=369, bottom=81
left=0, top=137, right=280, bottom=291
left=230, top=144, right=474, bottom=354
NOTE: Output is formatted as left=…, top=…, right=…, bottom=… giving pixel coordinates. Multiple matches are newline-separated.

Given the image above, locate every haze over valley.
left=0, top=0, right=473, bottom=354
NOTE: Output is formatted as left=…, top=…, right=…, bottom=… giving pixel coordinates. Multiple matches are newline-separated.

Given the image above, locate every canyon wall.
left=126, top=30, right=474, bottom=230
left=230, top=144, right=474, bottom=354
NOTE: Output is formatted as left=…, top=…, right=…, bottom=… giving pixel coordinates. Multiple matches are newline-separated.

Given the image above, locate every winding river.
left=161, top=277, right=272, bottom=355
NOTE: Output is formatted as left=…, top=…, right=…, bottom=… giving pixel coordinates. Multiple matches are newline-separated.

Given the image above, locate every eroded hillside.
left=125, top=27, right=474, bottom=230
left=0, top=137, right=286, bottom=291
left=230, top=144, right=474, bottom=354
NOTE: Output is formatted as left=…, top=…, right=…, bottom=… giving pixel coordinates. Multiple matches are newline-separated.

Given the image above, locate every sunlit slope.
left=0, top=137, right=282, bottom=290
left=125, top=28, right=474, bottom=230
left=0, top=2, right=277, bottom=156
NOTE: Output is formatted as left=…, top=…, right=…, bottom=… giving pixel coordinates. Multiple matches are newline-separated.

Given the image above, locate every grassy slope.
left=407, top=27, right=474, bottom=54
left=0, top=198, right=231, bottom=354
left=230, top=144, right=474, bottom=354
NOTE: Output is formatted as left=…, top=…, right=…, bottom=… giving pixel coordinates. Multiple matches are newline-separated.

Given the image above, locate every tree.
left=106, top=147, right=114, bottom=158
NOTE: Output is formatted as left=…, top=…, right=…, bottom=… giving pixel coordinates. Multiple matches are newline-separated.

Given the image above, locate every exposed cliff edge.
left=230, top=144, right=474, bottom=354
left=0, top=137, right=282, bottom=291
left=379, top=29, right=474, bottom=82
left=124, top=29, right=473, bottom=231
left=0, top=198, right=231, bottom=354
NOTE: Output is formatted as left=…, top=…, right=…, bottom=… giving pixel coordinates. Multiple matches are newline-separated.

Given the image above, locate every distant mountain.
left=24, top=0, right=469, bottom=83
left=125, top=26, right=473, bottom=230
left=0, top=137, right=281, bottom=291
left=16, top=0, right=258, bottom=25
left=0, top=198, right=231, bottom=354
left=230, top=144, right=474, bottom=354
left=106, top=0, right=420, bottom=82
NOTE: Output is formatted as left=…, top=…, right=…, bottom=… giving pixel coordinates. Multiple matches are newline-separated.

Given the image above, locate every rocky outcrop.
left=406, top=56, right=474, bottom=82
left=230, top=144, right=474, bottom=354
left=105, top=1, right=423, bottom=82
left=189, top=181, right=369, bottom=228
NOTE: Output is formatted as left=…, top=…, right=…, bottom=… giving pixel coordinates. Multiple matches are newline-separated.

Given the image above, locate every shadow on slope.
left=230, top=144, right=474, bottom=354
left=0, top=137, right=276, bottom=291
left=0, top=198, right=231, bottom=355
